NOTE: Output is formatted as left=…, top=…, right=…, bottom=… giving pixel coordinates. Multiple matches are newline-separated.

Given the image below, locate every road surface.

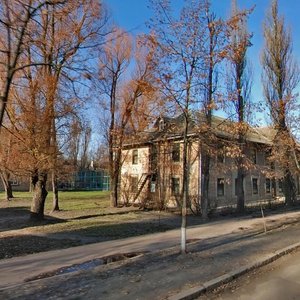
left=200, top=248, right=300, bottom=300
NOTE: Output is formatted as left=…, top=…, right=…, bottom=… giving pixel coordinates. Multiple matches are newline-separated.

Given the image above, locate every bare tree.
left=0, top=128, right=15, bottom=200
left=98, top=28, right=131, bottom=208
left=91, top=141, right=109, bottom=170
left=98, top=29, right=156, bottom=208
left=79, top=123, right=92, bottom=170
left=261, top=0, right=299, bottom=205
left=3, top=0, right=108, bottom=220
left=226, top=0, right=253, bottom=213
left=0, top=0, right=68, bottom=127
left=67, top=118, right=83, bottom=168
left=200, top=1, right=227, bottom=220
left=148, top=0, right=208, bottom=253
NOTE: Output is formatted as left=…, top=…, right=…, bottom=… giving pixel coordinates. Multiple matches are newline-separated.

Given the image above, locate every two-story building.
left=120, top=113, right=299, bottom=210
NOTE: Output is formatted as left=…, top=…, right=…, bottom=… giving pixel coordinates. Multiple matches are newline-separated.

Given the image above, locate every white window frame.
left=217, top=178, right=225, bottom=197
left=132, top=149, right=138, bottom=165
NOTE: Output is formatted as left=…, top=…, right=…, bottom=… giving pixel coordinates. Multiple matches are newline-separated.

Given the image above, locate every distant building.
left=0, top=175, right=29, bottom=192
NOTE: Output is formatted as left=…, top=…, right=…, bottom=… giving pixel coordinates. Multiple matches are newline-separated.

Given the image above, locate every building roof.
left=123, top=113, right=277, bottom=148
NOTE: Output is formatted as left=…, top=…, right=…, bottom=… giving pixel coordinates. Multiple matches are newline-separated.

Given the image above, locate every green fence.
left=59, top=170, right=110, bottom=191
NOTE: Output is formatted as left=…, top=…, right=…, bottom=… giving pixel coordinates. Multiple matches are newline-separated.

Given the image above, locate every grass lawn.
left=0, top=190, right=178, bottom=259
left=0, top=190, right=110, bottom=210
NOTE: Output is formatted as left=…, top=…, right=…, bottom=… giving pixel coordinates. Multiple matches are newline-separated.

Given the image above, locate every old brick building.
left=120, top=113, right=300, bottom=210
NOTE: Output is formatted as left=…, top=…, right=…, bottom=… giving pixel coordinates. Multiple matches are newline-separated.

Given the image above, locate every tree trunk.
left=110, top=149, right=121, bottom=207
left=109, top=151, right=116, bottom=207
left=201, top=151, right=210, bottom=220
left=284, top=170, right=296, bottom=206
left=5, top=181, right=13, bottom=200
left=51, top=171, right=59, bottom=212
left=0, top=171, right=13, bottom=201
left=200, top=15, right=214, bottom=220
left=158, top=142, right=167, bottom=209
left=236, top=165, right=245, bottom=213
left=236, top=135, right=246, bottom=213
left=110, top=168, right=119, bottom=207
left=28, top=177, right=32, bottom=192
left=110, top=178, right=118, bottom=207
left=30, top=171, right=48, bottom=220
left=181, top=115, right=189, bottom=254
left=0, top=94, right=7, bottom=128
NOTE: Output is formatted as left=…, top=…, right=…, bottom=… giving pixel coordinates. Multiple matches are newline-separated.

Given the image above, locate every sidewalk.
left=1, top=209, right=300, bottom=299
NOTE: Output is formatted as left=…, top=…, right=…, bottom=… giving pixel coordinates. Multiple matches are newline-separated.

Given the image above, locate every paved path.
left=1, top=210, right=300, bottom=291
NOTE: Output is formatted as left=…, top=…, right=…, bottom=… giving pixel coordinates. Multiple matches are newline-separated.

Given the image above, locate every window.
left=151, top=182, right=156, bottom=193
left=159, top=119, right=165, bottom=131
left=217, top=178, right=225, bottom=196
left=234, top=178, right=238, bottom=196
left=250, top=149, right=257, bottom=164
left=171, top=177, right=180, bottom=195
left=265, top=149, right=272, bottom=167
left=130, top=176, right=138, bottom=193
left=217, top=154, right=225, bottom=164
left=216, top=147, right=225, bottom=164
left=132, top=149, right=138, bottom=164
left=278, top=179, right=283, bottom=193
left=252, top=178, right=258, bottom=195
left=265, top=178, right=271, bottom=194
left=150, top=174, right=157, bottom=193
left=9, top=178, right=19, bottom=186
left=172, top=143, right=180, bottom=162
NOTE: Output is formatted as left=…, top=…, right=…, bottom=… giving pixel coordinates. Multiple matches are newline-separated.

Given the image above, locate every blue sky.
left=104, top=0, right=300, bottom=125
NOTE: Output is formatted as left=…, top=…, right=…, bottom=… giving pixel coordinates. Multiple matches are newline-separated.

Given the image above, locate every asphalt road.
left=2, top=210, right=300, bottom=299
left=201, top=248, right=300, bottom=300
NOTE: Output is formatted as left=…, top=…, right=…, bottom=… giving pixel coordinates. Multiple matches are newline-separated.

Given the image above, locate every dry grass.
left=0, top=191, right=179, bottom=259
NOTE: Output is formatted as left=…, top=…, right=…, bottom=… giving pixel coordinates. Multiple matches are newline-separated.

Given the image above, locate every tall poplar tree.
left=200, top=1, right=226, bottom=220
left=226, top=0, right=252, bottom=213
left=261, top=0, right=299, bottom=205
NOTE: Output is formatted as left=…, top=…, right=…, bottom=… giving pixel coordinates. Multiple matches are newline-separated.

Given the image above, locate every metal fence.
left=58, top=170, right=110, bottom=191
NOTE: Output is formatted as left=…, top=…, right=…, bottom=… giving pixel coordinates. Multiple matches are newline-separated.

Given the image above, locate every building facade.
left=120, top=114, right=300, bottom=210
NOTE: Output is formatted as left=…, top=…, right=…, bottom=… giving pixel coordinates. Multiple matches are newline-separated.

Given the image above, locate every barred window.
left=132, top=149, right=138, bottom=165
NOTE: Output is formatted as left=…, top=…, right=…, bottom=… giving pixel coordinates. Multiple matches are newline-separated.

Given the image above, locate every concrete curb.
left=168, top=241, right=300, bottom=300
